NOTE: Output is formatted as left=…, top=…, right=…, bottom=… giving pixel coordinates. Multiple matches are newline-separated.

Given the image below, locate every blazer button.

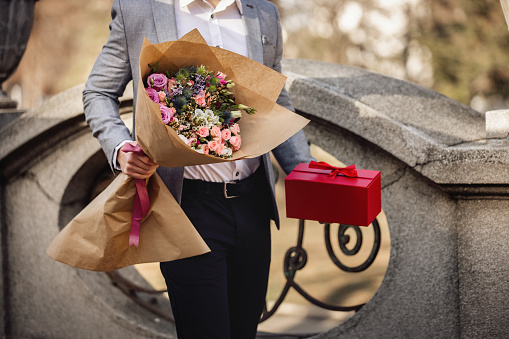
left=211, top=14, right=215, bottom=18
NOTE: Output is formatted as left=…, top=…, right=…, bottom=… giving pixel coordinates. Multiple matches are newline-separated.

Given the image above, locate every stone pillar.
left=457, top=199, right=509, bottom=337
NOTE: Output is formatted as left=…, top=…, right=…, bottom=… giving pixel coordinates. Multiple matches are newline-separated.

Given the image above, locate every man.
left=83, top=0, right=313, bottom=338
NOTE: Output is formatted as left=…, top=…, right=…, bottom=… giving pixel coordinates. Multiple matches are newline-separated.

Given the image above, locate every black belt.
left=182, top=168, right=264, bottom=199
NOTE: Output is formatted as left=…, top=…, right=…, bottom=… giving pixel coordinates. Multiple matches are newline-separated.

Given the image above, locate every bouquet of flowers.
left=134, top=29, right=309, bottom=169
left=46, top=30, right=311, bottom=272
left=144, top=64, right=255, bottom=158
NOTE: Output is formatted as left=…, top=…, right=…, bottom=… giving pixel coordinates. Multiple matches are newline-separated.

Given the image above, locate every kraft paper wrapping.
left=47, top=173, right=210, bottom=272
left=47, top=30, right=307, bottom=272
left=135, top=29, right=310, bottom=167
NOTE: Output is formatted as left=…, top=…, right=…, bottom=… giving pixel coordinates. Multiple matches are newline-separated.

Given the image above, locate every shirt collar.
left=180, top=0, right=243, bottom=15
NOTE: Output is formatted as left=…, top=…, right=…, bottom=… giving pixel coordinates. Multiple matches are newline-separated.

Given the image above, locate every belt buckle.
left=224, top=181, right=239, bottom=199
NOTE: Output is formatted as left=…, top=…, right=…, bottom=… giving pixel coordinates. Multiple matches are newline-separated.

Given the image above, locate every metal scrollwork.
left=260, top=218, right=382, bottom=323
left=325, top=220, right=381, bottom=273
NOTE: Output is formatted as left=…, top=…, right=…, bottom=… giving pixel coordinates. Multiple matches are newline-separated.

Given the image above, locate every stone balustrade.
left=0, top=59, right=508, bottom=338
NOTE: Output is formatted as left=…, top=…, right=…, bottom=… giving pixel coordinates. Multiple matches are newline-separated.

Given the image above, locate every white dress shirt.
left=115, top=0, right=261, bottom=182
left=176, top=0, right=261, bottom=182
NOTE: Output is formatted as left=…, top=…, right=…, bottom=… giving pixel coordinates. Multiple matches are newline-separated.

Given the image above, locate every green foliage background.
left=417, top=0, right=509, bottom=106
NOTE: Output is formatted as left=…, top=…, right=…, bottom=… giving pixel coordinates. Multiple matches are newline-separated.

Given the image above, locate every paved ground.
left=257, top=303, right=354, bottom=338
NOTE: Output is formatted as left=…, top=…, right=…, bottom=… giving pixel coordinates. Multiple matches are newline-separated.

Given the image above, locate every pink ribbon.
left=308, top=161, right=358, bottom=179
left=122, top=143, right=150, bottom=247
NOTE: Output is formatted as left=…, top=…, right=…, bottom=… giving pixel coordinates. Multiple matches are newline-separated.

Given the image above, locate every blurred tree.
left=272, top=0, right=509, bottom=111
left=8, top=0, right=509, bottom=111
left=415, top=0, right=509, bottom=110
left=271, top=1, right=433, bottom=87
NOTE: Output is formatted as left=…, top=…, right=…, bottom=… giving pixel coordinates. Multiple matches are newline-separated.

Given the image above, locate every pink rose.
left=197, top=126, right=209, bottom=138
left=195, top=95, right=207, bottom=107
left=187, top=137, right=198, bottom=147
left=167, top=77, right=176, bottom=90
left=216, top=143, right=225, bottom=155
left=178, top=125, right=186, bottom=131
left=147, top=73, right=168, bottom=91
left=145, top=87, right=159, bottom=103
left=147, top=74, right=165, bottom=91
left=229, top=135, right=241, bottom=151
left=208, top=140, right=219, bottom=151
left=221, top=129, right=231, bottom=141
left=160, top=104, right=174, bottom=124
left=211, top=126, right=222, bottom=139
left=197, top=145, right=209, bottom=155
left=230, top=123, right=240, bottom=135
left=158, top=91, right=166, bottom=103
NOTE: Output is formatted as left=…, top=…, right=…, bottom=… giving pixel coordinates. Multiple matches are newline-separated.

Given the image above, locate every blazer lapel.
left=241, top=1, right=263, bottom=63
left=152, top=0, right=179, bottom=43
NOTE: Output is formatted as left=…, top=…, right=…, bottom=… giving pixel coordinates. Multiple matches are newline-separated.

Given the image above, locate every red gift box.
left=285, top=162, right=381, bottom=226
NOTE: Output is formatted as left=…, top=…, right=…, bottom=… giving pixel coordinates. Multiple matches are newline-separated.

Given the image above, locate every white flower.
left=178, top=134, right=188, bottom=144
left=209, top=115, right=220, bottom=126
left=224, top=148, right=232, bottom=157
left=193, top=109, right=205, bottom=119
left=231, top=110, right=242, bottom=119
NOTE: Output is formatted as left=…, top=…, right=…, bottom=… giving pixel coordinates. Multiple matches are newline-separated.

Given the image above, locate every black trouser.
left=160, top=169, right=272, bottom=339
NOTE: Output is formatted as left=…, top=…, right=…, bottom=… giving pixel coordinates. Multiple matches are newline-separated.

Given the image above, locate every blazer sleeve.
left=83, top=0, right=133, bottom=170
left=267, top=3, right=315, bottom=174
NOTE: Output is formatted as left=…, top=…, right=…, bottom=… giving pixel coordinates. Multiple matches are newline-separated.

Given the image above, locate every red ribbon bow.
left=308, top=161, right=358, bottom=179
left=122, top=143, right=150, bottom=248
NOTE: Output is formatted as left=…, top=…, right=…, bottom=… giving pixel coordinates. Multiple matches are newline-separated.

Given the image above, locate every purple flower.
left=170, top=86, right=183, bottom=97
left=147, top=73, right=168, bottom=91
left=192, top=74, right=206, bottom=93
left=160, top=104, right=175, bottom=124
left=145, top=87, right=159, bottom=103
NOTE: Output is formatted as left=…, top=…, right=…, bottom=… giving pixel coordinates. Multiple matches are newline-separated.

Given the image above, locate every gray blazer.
left=83, top=0, right=313, bottom=227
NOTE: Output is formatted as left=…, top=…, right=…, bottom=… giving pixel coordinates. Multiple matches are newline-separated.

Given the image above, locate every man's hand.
left=117, top=142, right=159, bottom=179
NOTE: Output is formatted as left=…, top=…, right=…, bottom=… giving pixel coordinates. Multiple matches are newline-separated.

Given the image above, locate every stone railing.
left=1, top=59, right=508, bottom=338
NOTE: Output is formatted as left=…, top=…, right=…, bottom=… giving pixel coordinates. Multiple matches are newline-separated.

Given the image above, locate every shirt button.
left=211, top=14, right=215, bottom=18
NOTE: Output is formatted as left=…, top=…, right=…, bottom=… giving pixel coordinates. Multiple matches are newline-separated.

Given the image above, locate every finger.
left=124, top=161, right=156, bottom=176
left=123, top=164, right=156, bottom=179
left=126, top=154, right=157, bottom=172
left=137, top=154, right=158, bottom=166
left=121, top=156, right=155, bottom=175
